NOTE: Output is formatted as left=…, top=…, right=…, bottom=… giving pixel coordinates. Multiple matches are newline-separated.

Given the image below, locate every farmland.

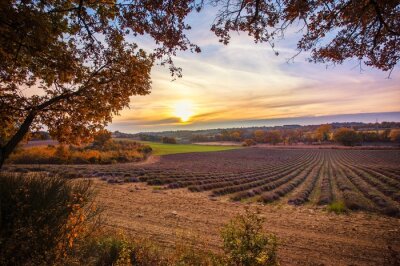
left=8, top=147, right=400, bottom=216
left=3, top=1, right=400, bottom=264
left=93, top=180, right=399, bottom=265
left=3, top=147, right=400, bottom=264
left=138, top=148, right=400, bottom=216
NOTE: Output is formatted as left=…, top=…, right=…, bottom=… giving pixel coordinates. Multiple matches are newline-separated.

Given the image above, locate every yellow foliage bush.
left=221, top=208, right=279, bottom=266
left=8, top=140, right=151, bottom=164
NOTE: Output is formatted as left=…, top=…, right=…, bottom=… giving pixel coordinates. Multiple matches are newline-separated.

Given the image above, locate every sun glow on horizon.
left=173, top=101, right=194, bottom=123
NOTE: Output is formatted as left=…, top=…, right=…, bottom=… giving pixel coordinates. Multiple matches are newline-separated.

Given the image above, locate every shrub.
left=77, top=236, right=126, bottom=265
left=68, top=233, right=139, bottom=265
left=221, top=209, right=278, bottom=266
left=0, top=172, right=99, bottom=265
left=139, top=145, right=153, bottom=154
left=8, top=140, right=151, bottom=165
left=72, top=232, right=225, bottom=266
left=55, top=145, right=70, bottom=161
left=327, top=201, right=347, bottom=214
left=242, top=139, right=257, bottom=147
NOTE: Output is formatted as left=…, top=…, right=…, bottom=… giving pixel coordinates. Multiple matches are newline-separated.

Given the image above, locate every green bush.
left=74, top=235, right=129, bottom=266
left=0, top=173, right=280, bottom=265
left=327, top=201, right=348, bottom=214
left=221, top=209, right=278, bottom=266
left=73, top=225, right=278, bottom=266
left=0, top=172, right=99, bottom=265
left=71, top=232, right=225, bottom=266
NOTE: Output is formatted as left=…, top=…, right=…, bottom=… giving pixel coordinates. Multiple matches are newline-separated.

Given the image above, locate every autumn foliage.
left=221, top=209, right=278, bottom=266
left=1, top=1, right=399, bottom=168
left=0, top=0, right=200, bottom=167
left=0, top=173, right=98, bottom=265
left=316, top=124, right=332, bottom=142
left=212, top=0, right=400, bottom=72
left=8, top=140, right=152, bottom=164
left=333, top=128, right=362, bottom=146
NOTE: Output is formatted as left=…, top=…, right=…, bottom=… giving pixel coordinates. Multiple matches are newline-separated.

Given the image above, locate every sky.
left=105, top=8, right=400, bottom=133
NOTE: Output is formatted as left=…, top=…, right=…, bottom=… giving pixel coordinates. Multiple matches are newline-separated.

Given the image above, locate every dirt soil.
left=134, top=155, right=160, bottom=166
left=95, top=180, right=400, bottom=266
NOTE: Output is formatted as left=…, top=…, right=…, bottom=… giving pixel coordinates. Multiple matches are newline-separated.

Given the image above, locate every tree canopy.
left=211, top=0, right=399, bottom=72
left=1, top=0, right=399, bottom=167
left=333, top=128, right=362, bottom=146
left=0, top=0, right=200, bottom=166
left=316, top=124, right=332, bottom=142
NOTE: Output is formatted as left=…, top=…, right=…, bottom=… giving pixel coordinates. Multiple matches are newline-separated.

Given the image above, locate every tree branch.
left=370, top=0, right=400, bottom=36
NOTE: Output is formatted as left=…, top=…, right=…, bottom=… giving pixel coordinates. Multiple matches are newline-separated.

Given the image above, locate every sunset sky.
left=106, top=8, right=400, bottom=133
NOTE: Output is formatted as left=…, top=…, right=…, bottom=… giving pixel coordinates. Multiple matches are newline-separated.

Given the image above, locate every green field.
left=140, top=141, right=241, bottom=156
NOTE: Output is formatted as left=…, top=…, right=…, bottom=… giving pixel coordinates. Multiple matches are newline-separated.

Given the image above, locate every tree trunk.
left=0, top=151, right=5, bottom=170
left=0, top=111, right=36, bottom=169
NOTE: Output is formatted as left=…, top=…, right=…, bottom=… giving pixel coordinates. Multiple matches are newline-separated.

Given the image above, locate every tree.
left=0, top=0, right=200, bottom=167
left=162, top=136, right=177, bottom=144
left=218, top=129, right=233, bottom=141
left=253, top=130, right=265, bottom=143
left=316, top=124, right=332, bottom=142
left=359, top=131, right=380, bottom=142
left=389, top=130, right=400, bottom=144
left=211, top=0, right=400, bottom=72
left=2, top=1, right=399, bottom=167
left=191, top=134, right=211, bottom=142
left=265, top=130, right=282, bottom=145
left=333, top=128, right=362, bottom=146
left=230, top=130, right=243, bottom=142
left=301, top=131, right=314, bottom=144
left=381, top=128, right=392, bottom=141
left=92, top=129, right=112, bottom=148
left=283, top=129, right=301, bottom=145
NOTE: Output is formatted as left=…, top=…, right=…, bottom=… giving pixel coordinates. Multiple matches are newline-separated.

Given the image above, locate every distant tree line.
left=135, top=134, right=178, bottom=144
left=161, top=137, right=177, bottom=144
left=188, top=123, right=400, bottom=147
left=42, top=122, right=397, bottom=147
left=137, top=134, right=163, bottom=142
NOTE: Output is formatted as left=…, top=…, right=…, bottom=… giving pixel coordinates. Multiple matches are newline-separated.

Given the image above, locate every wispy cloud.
left=110, top=7, right=400, bottom=132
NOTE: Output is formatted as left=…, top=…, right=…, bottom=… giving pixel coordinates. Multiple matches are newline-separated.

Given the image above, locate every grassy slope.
left=140, top=141, right=241, bottom=156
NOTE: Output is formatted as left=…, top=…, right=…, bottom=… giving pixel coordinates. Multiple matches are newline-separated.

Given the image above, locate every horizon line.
left=110, top=111, right=400, bottom=134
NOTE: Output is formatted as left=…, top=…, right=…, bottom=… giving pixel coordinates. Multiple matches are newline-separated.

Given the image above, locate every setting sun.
left=173, top=101, right=194, bottom=122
